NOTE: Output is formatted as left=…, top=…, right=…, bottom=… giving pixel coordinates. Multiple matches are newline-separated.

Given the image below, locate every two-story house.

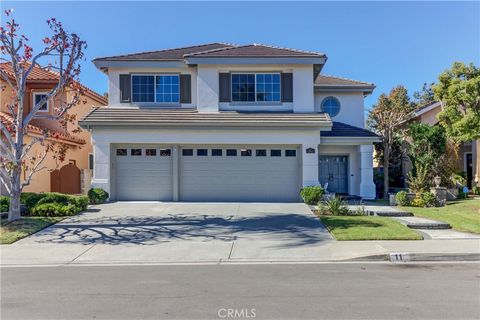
left=1, top=62, right=107, bottom=195
left=80, top=43, right=380, bottom=202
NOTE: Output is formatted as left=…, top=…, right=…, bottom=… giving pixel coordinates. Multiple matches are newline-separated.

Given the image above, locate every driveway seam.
left=228, top=241, right=235, bottom=259
left=67, top=244, right=97, bottom=264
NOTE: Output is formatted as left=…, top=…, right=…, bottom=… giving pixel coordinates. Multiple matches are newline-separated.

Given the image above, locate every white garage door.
left=179, top=146, right=301, bottom=202
left=114, top=146, right=173, bottom=201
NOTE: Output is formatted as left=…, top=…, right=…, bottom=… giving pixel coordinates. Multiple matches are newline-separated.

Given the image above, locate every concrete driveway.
left=2, top=202, right=334, bottom=265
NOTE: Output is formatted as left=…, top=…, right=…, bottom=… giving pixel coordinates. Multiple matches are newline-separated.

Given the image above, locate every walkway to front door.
left=319, top=155, right=348, bottom=194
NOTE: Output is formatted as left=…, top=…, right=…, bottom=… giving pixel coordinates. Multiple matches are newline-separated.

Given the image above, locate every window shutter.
left=219, top=73, right=231, bottom=102
left=119, top=74, right=131, bottom=103
left=180, top=74, right=192, bottom=104
left=281, top=73, right=293, bottom=103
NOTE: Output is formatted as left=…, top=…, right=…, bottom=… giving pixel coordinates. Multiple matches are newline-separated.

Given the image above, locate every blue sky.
left=2, top=1, right=479, bottom=109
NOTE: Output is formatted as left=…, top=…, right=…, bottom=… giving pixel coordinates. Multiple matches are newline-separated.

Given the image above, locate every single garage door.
left=179, top=146, right=301, bottom=202
left=114, top=145, right=173, bottom=201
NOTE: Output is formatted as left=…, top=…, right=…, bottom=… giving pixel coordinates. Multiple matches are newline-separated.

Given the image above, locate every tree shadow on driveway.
left=30, top=212, right=333, bottom=247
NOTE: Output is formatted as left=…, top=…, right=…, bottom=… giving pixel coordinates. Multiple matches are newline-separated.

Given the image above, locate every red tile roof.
left=0, top=111, right=86, bottom=145
left=0, top=62, right=107, bottom=105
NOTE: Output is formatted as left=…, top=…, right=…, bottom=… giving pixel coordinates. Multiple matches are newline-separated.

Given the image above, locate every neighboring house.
left=0, top=63, right=108, bottom=195
left=404, top=101, right=479, bottom=189
left=80, top=43, right=380, bottom=202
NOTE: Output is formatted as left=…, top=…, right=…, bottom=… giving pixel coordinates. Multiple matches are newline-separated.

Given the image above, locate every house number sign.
left=306, top=148, right=316, bottom=154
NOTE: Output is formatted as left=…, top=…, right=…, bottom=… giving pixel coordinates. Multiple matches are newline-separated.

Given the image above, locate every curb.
left=351, top=253, right=480, bottom=262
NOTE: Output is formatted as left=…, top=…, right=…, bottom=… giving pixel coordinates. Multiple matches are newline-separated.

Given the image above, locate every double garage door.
left=114, top=145, right=301, bottom=202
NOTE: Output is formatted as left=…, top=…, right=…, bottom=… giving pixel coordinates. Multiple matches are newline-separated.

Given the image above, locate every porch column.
left=358, top=144, right=376, bottom=199
left=474, top=139, right=479, bottom=187
left=91, top=142, right=111, bottom=197
left=302, top=144, right=319, bottom=187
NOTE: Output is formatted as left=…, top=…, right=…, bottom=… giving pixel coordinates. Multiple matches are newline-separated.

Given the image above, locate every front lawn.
left=405, top=199, right=480, bottom=234
left=319, top=215, right=423, bottom=241
left=0, top=216, right=65, bottom=244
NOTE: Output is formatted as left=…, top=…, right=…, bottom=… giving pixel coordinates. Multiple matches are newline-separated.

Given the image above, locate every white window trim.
left=321, top=96, right=341, bottom=117
left=230, top=72, right=282, bottom=103
left=32, top=92, right=50, bottom=112
left=130, top=73, right=180, bottom=105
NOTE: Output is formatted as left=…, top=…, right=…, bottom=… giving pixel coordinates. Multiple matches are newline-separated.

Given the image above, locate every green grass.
left=319, top=215, right=423, bottom=241
left=404, top=199, right=480, bottom=234
left=0, top=216, right=65, bottom=244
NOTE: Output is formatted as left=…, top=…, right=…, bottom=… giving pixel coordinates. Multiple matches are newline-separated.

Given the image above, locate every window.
left=88, top=153, right=94, bottom=170
left=182, top=149, right=193, bottom=156
left=132, top=74, right=179, bottom=103
left=285, top=150, right=296, bottom=157
left=226, top=149, right=237, bottom=156
left=256, top=74, right=280, bottom=102
left=160, top=149, right=171, bottom=156
left=131, top=149, right=142, bottom=156
left=231, top=73, right=281, bottom=102
left=116, top=149, right=127, bottom=156
left=271, top=150, right=281, bottom=157
left=146, top=149, right=157, bottom=156
left=212, top=149, right=223, bottom=156
left=197, top=149, right=208, bottom=156
left=256, top=149, right=266, bottom=157
left=321, top=97, right=341, bottom=117
left=241, top=149, right=252, bottom=157
left=155, top=75, right=179, bottom=103
left=33, top=93, right=49, bottom=111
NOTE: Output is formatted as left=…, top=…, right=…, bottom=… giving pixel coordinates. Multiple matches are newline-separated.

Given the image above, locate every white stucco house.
left=80, top=43, right=380, bottom=202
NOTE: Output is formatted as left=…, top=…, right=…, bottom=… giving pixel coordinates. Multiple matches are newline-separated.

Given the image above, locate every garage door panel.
left=115, top=146, right=173, bottom=201
left=179, top=146, right=300, bottom=202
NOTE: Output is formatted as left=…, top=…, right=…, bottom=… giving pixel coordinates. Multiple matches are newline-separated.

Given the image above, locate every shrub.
left=0, top=196, right=9, bottom=212
left=473, top=186, right=480, bottom=195
left=23, top=193, right=48, bottom=212
left=300, top=186, right=325, bottom=205
left=395, top=191, right=410, bottom=206
left=411, top=196, right=426, bottom=208
left=36, top=192, right=72, bottom=206
left=420, top=192, right=437, bottom=207
left=88, top=188, right=109, bottom=204
left=30, top=202, right=79, bottom=217
left=71, top=195, right=89, bottom=211
left=318, top=196, right=350, bottom=216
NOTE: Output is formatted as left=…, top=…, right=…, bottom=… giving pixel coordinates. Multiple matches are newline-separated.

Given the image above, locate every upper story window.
left=132, top=74, right=179, bottom=103
left=33, top=92, right=49, bottom=111
left=231, top=73, right=281, bottom=102
left=321, top=96, right=341, bottom=117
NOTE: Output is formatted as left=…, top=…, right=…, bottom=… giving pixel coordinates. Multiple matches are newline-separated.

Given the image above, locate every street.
left=1, top=262, right=479, bottom=320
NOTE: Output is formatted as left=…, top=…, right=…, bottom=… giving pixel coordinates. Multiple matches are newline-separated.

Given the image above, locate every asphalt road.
left=1, top=263, right=479, bottom=320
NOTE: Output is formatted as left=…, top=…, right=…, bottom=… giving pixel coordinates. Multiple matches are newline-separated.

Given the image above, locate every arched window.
left=321, top=97, right=341, bottom=117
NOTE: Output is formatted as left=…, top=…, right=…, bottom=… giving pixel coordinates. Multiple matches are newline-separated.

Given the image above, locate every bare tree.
left=0, top=10, right=86, bottom=221
left=368, top=86, right=415, bottom=199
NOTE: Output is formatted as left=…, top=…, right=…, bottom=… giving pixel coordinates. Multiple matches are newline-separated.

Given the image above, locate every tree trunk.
left=8, top=169, right=22, bottom=221
left=383, top=144, right=390, bottom=200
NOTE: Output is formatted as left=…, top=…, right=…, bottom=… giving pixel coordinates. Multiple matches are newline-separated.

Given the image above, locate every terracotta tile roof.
left=93, top=43, right=234, bottom=61
left=0, top=111, right=86, bottom=145
left=0, top=62, right=107, bottom=105
left=321, top=121, right=379, bottom=138
left=315, top=74, right=375, bottom=88
left=185, top=43, right=326, bottom=58
left=79, top=108, right=332, bottom=128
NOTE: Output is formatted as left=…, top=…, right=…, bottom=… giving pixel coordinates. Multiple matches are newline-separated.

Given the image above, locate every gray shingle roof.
left=315, top=75, right=375, bottom=88
left=185, top=44, right=326, bottom=58
left=93, top=43, right=326, bottom=61
left=79, top=108, right=332, bottom=128
left=321, top=122, right=379, bottom=137
left=93, top=43, right=233, bottom=61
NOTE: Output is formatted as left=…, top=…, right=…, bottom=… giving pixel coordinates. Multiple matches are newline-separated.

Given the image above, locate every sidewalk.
left=2, top=238, right=479, bottom=266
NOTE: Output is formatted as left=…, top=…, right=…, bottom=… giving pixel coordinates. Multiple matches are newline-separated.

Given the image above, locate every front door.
left=318, top=155, right=348, bottom=194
